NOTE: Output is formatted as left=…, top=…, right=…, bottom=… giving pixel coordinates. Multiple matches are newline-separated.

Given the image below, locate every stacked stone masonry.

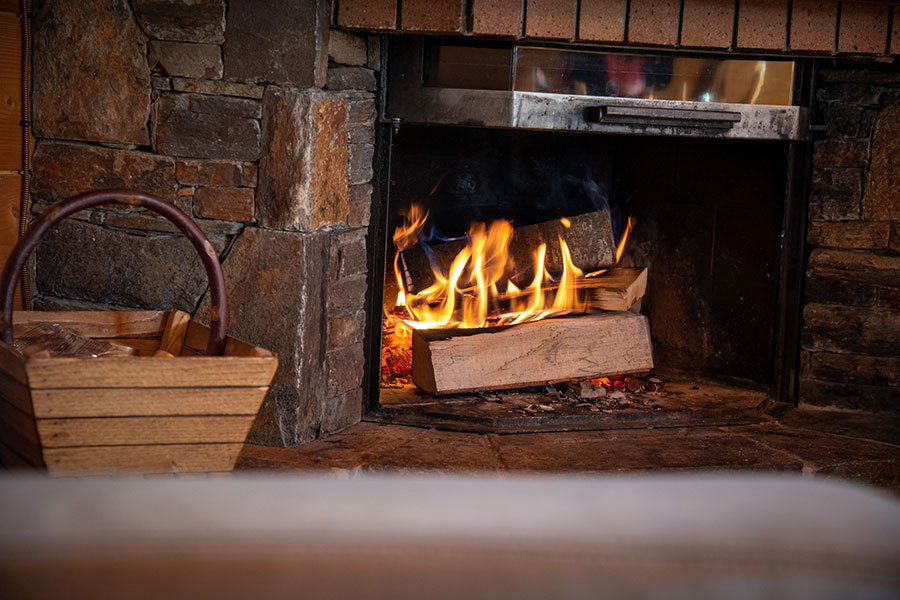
left=29, top=0, right=377, bottom=446
left=802, top=64, right=900, bottom=411
left=338, top=0, right=900, bottom=55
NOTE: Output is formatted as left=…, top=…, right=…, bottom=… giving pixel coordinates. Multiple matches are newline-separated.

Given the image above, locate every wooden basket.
left=0, top=190, right=278, bottom=475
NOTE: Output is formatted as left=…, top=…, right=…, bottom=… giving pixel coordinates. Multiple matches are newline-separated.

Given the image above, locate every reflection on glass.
left=514, top=48, right=794, bottom=106
left=420, top=41, right=795, bottom=106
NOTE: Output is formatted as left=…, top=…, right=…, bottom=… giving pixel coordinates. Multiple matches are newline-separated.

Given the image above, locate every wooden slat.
left=0, top=175, right=22, bottom=312
left=0, top=395, right=37, bottom=445
left=36, top=416, right=255, bottom=447
left=93, top=338, right=161, bottom=355
left=0, top=367, right=31, bottom=413
left=157, top=310, right=190, bottom=356
left=31, top=386, right=269, bottom=418
left=412, top=312, right=654, bottom=395
left=0, top=339, right=27, bottom=383
left=0, top=411, right=43, bottom=466
left=0, top=439, right=37, bottom=469
left=25, top=356, right=278, bottom=389
left=43, top=443, right=244, bottom=474
left=13, top=311, right=169, bottom=339
left=183, top=320, right=274, bottom=357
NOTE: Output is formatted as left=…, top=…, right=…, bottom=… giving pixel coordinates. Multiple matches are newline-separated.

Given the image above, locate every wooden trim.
left=13, top=311, right=169, bottom=339
left=43, top=443, right=245, bottom=474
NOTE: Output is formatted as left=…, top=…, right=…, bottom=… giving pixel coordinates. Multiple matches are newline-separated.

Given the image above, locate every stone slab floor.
left=236, top=406, right=900, bottom=496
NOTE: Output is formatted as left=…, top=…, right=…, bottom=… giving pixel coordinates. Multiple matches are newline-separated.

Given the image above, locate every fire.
left=388, top=206, right=634, bottom=333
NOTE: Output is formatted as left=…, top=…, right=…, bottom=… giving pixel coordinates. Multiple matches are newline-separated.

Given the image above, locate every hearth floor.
left=235, top=406, right=900, bottom=496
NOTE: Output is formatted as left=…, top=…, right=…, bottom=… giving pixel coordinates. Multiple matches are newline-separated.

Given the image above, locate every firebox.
left=364, top=39, right=811, bottom=432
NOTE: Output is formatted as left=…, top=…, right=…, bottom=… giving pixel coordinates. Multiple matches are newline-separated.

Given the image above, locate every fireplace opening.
left=364, top=40, right=808, bottom=432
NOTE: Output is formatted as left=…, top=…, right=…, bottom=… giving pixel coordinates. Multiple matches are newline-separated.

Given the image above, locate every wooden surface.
left=585, top=267, right=648, bottom=311
left=0, top=11, right=20, bottom=171
left=399, top=209, right=617, bottom=293
left=156, top=310, right=191, bottom=356
left=413, top=312, right=654, bottom=395
left=0, top=310, right=278, bottom=474
left=43, top=443, right=244, bottom=474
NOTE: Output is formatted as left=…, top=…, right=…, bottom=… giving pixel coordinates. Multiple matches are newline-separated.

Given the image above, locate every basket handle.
left=0, top=189, right=228, bottom=356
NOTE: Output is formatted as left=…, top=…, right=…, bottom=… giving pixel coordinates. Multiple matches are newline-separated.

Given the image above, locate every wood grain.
left=13, top=311, right=169, bottom=339
left=31, top=386, right=270, bottom=418
left=25, top=356, right=278, bottom=389
left=413, top=312, right=654, bottom=394
left=43, top=443, right=245, bottom=474
left=36, top=416, right=255, bottom=447
left=183, top=320, right=274, bottom=357
left=0, top=411, right=43, bottom=466
left=157, top=310, right=191, bottom=356
left=0, top=339, right=27, bottom=383
left=0, top=395, right=37, bottom=444
left=584, top=267, right=648, bottom=311
left=0, top=439, right=37, bottom=469
left=0, top=12, right=21, bottom=171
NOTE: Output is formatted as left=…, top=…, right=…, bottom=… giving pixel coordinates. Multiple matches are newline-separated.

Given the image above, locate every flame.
left=388, top=208, right=634, bottom=333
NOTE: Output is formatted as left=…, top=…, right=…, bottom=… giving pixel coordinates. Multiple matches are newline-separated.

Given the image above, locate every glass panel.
left=423, top=43, right=513, bottom=90
left=513, top=47, right=794, bottom=105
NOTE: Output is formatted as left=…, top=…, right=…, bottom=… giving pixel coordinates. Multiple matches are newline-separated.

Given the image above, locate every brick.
left=808, top=248, right=900, bottom=286
left=838, top=1, right=889, bottom=54
left=348, top=183, right=373, bottom=227
left=148, top=41, right=222, bottom=79
left=32, top=0, right=151, bottom=145
left=524, top=0, right=575, bottom=39
left=628, top=0, right=679, bottom=45
left=807, top=222, right=891, bottom=250
left=224, top=0, right=330, bottom=87
left=789, top=0, right=838, bottom=52
left=804, top=276, right=877, bottom=307
left=802, top=303, right=900, bottom=356
left=473, top=0, right=522, bottom=36
left=35, top=218, right=226, bottom=312
left=402, top=0, right=463, bottom=33
left=811, top=352, right=900, bottom=386
left=258, top=88, right=349, bottom=231
left=325, top=343, right=366, bottom=396
left=329, top=29, right=368, bottom=66
left=819, top=103, right=864, bottom=137
left=195, top=227, right=331, bottom=446
left=327, top=274, right=368, bottom=315
left=31, top=141, right=176, bottom=204
left=863, top=103, right=900, bottom=221
left=577, top=0, right=625, bottom=42
left=816, top=82, right=882, bottom=105
left=334, top=229, right=368, bottom=278
left=338, top=0, right=397, bottom=30
left=152, top=94, right=261, bottom=161
left=681, top=0, right=734, bottom=48
left=326, top=67, right=377, bottom=91
left=799, top=379, right=899, bottom=412
left=176, top=159, right=257, bottom=187
left=812, top=139, right=869, bottom=167
left=320, top=388, right=363, bottom=436
left=171, top=78, right=264, bottom=99
left=878, top=286, right=900, bottom=310
left=132, top=0, right=226, bottom=44
left=349, top=143, right=375, bottom=185
left=327, top=310, right=367, bottom=350
left=737, top=0, right=787, bottom=49
left=808, top=167, right=862, bottom=221
left=194, top=187, right=255, bottom=222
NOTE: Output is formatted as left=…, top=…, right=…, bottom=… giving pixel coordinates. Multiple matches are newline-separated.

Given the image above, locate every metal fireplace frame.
left=361, top=37, right=814, bottom=432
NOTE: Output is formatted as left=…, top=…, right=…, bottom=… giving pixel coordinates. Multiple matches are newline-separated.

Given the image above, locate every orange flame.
left=391, top=207, right=633, bottom=331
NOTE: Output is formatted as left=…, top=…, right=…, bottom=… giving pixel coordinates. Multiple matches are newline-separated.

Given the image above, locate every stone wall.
left=801, top=61, right=900, bottom=411
left=29, top=0, right=377, bottom=446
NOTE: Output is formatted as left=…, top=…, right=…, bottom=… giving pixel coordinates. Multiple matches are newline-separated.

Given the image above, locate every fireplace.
left=363, top=39, right=810, bottom=431
left=15, top=0, right=899, bottom=451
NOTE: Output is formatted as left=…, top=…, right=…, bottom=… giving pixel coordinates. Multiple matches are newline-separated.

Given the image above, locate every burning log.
left=398, top=210, right=617, bottom=294
left=412, top=311, right=654, bottom=395
left=499, top=267, right=648, bottom=312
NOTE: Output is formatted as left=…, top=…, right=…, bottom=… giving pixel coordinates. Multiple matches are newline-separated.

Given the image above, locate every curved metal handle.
left=0, top=189, right=228, bottom=356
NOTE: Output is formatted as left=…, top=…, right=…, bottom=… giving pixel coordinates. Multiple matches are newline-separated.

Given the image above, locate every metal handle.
left=584, top=105, right=742, bottom=129
left=0, top=189, right=228, bottom=356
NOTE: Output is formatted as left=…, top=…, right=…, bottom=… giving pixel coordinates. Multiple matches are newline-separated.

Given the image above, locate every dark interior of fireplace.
left=373, top=122, right=789, bottom=431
